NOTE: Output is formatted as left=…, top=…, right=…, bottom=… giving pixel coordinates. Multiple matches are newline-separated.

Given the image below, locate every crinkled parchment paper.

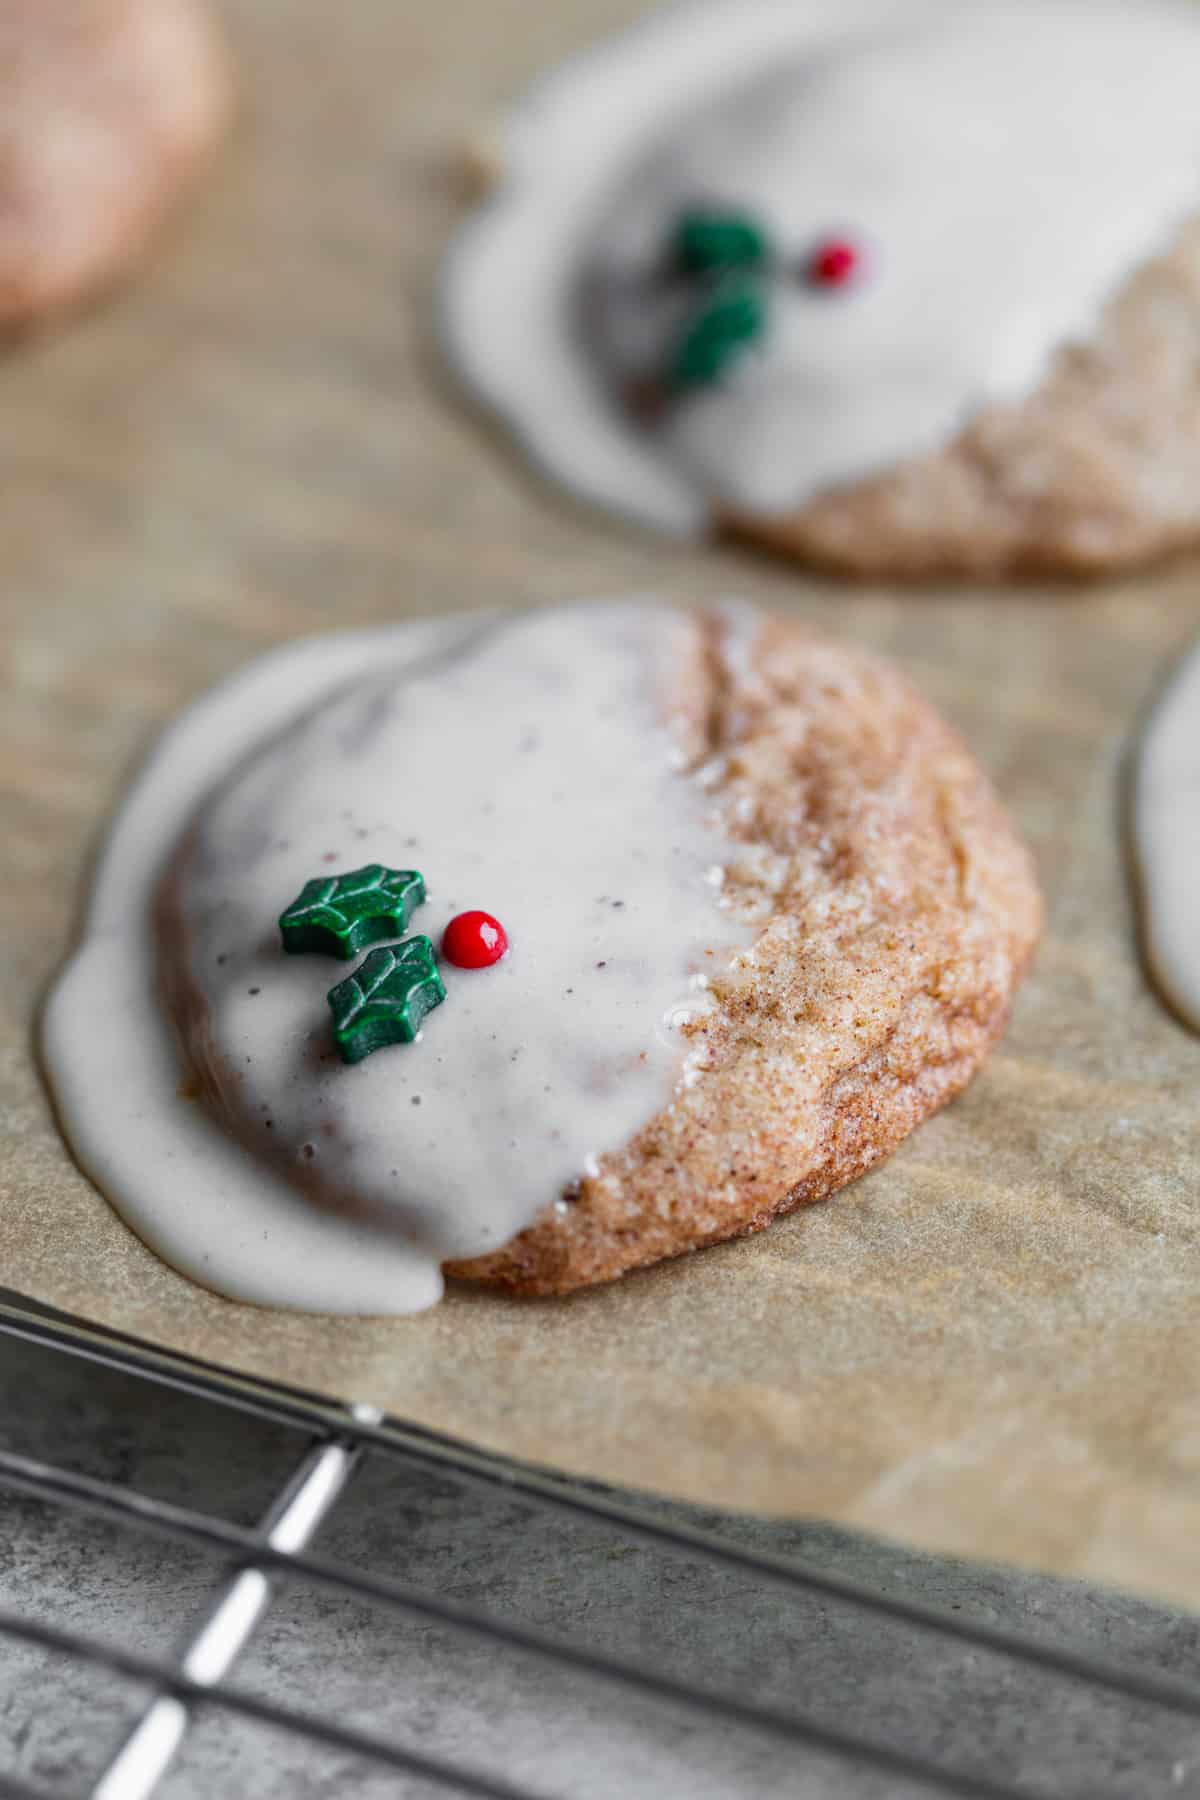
left=5, top=0, right=1200, bottom=1608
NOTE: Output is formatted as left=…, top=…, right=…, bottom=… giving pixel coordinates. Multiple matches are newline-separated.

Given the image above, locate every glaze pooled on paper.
left=1133, top=641, right=1200, bottom=1035
left=444, top=0, right=1200, bottom=529
left=44, top=605, right=753, bottom=1314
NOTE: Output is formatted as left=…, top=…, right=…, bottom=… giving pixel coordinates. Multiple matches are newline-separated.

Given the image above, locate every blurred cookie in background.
left=445, top=0, right=1200, bottom=581
left=0, top=0, right=232, bottom=329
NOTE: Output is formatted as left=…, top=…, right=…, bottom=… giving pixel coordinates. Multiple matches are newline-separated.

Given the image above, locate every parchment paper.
left=5, top=0, right=1200, bottom=1609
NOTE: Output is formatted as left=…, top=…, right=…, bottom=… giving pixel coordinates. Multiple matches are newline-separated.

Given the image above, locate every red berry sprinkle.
left=441, top=910, right=508, bottom=969
left=809, top=238, right=861, bottom=288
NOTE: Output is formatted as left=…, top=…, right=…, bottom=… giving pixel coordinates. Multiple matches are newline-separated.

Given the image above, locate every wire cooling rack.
left=2, top=1297, right=1200, bottom=1800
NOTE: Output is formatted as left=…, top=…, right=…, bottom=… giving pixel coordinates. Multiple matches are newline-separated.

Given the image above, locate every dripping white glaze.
left=1133, top=641, right=1200, bottom=1035
left=43, top=604, right=754, bottom=1314
left=443, top=0, right=1200, bottom=529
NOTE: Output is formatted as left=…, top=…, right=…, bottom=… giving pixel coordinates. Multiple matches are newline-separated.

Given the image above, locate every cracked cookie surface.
left=451, top=612, right=1042, bottom=1295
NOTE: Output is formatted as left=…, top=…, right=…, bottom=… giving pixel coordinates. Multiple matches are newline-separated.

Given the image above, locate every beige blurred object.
left=0, top=0, right=232, bottom=326
left=6, top=0, right=1200, bottom=1610
left=457, top=128, right=505, bottom=201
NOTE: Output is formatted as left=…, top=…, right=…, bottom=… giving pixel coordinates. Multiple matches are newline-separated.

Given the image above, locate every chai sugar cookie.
left=0, top=0, right=231, bottom=328
left=43, top=603, right=1041, bottom=1311
left=444, top=0, right=1200, bottom=580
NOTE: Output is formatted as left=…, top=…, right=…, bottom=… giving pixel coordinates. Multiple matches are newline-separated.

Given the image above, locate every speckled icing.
left=43, top=604, right=754, bottom=1314
left=1133, top=640, right=1200, bottom=1036
left=444, top=0, right=1200, bottom=529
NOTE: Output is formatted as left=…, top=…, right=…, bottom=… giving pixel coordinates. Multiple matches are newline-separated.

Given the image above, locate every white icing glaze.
left=43, top=604, right=753, bottom=1314
left=443, top=0, right=1200, bottom=527
left=1133, top=640, right=1200, bottom=1035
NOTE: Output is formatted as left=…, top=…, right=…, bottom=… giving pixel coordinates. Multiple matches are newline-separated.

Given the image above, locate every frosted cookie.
left=44, top=603, right=1041, bottom=1312
left=444, top=0, right=1200, bottom=580
left=0, top=0, right=231, bottom=328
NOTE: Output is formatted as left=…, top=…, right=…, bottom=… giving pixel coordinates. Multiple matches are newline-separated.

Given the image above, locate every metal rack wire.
left=1, top=1296, right=1199, bottom=1800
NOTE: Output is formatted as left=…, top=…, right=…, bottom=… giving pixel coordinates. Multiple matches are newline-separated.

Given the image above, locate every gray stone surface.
left=0, top=1325, right=1199, bottom=1798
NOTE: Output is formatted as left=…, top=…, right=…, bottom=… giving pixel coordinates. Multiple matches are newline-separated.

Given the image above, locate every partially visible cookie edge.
left=0, top=0, right=235, bottom=331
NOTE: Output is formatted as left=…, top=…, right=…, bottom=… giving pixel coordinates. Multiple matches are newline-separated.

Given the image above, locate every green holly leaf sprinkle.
left=327, top=937, right=446, bottom=1064
left=672, top=209, right=770, bottom=276
left=670, top=278, right=768, bottom=391
left=279, top=865, right=425, bottom=960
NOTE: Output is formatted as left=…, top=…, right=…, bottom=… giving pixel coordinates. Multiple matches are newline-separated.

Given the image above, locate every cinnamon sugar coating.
left=450, top=613, right=1042, bottom=1295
